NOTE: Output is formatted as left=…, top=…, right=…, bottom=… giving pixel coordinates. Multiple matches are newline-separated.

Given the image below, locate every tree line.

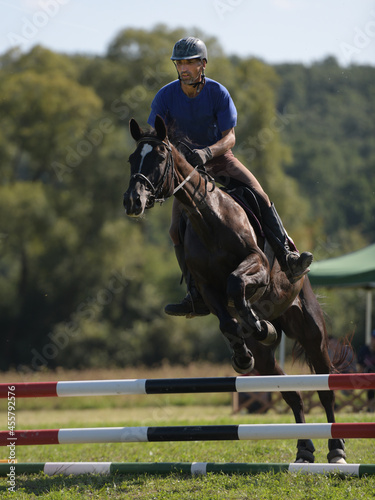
left=0, top=25, right=373, bottom=371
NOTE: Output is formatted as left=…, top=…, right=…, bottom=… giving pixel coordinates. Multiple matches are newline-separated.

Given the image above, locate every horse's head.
left=123, top=116, right=174, bottom=217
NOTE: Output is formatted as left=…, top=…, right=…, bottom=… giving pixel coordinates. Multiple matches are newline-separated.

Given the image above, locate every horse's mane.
left=167, top=126, right=195, bottom=150
left=143, top=122, right=195, bottom=156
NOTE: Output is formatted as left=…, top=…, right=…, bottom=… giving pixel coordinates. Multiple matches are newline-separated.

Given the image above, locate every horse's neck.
left=172, top=148, right=209, bottom=211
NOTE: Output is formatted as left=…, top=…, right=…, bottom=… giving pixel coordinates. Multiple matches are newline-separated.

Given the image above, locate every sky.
left=1, top=0, right=375, bottom=66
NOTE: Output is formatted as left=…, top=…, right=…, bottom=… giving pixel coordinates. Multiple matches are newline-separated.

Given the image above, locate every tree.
left=0, top=48, right=116, bottom=368
left=1, top=30, right=374, bottom=370
left=275, top=58, right=375, bottom=243
left=0, top=73, right=102, bottom=183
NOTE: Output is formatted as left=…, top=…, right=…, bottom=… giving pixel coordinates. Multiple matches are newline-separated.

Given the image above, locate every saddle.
left=221, top=182, right=264, bottom=239
left=222, top=180, right=297, bottom=253
left=220, top=181, right=296, bottom=274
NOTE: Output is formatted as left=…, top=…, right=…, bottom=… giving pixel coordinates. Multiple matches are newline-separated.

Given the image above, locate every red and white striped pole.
left=1, top=374, right=374, bottom=398
left=1, top=423, right=374, bottom=446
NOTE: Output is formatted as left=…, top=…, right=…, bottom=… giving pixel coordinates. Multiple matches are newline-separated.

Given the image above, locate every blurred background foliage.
left=0, top=25, right=374, bottom=371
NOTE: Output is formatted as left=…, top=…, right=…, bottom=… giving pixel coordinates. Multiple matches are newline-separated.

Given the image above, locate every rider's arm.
left=185, top=128, right=236, bottom=167
left=209, top=128, right=235, bottom=158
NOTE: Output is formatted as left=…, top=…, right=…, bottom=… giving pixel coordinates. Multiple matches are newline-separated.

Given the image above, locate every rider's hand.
left=185, top=147, right=213, bottom=166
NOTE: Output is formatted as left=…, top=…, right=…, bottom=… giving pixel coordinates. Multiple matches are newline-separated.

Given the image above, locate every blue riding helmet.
left=171, top=37, right=208, bottom=62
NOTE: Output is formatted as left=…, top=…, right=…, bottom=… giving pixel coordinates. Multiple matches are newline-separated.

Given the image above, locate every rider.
left=148, top=37, right=313, bottom=317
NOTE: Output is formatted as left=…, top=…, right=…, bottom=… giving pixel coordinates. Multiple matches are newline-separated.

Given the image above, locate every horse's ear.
left=154, top=115, right=167, bottom=141
left=129, top=118, right=142, bottom=142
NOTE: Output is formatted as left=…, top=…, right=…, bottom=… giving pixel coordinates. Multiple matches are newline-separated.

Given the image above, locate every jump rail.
left=1, top=373, right=375, bottom=398
left=1, top=423, right=374, bottom=446
left=1, top=462, right=375, bottom=477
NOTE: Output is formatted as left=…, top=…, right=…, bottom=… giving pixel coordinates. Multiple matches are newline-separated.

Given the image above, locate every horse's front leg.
left=227, top=252, right=277, bottom=346
left=201, top=287, right=255, bottom=374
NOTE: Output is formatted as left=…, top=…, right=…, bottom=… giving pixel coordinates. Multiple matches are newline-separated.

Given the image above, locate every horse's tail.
left=292, top=333, right=355, bottom=374
left=328, top=333, right=356, bottom=374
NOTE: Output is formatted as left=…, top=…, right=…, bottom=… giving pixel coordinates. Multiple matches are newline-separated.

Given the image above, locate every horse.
left=123, top=115, right=347, bottom=464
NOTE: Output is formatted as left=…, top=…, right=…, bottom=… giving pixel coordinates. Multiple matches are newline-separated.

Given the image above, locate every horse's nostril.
left=135, top=197, right=142, bottom=208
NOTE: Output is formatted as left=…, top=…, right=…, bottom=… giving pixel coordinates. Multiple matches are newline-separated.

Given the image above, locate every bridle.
left=129, top=136, right=175, bottom=206
left=129, top=136, right=215, bottom=207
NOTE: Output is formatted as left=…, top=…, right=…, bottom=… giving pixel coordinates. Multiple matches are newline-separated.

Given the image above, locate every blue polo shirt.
left=148, top=77, right=237, bottom=148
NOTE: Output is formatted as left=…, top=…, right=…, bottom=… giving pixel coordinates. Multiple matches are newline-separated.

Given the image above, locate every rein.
left=172, top=164, right=201, bottom=195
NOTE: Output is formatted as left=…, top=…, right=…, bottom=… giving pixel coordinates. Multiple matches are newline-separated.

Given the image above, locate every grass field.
left=0, top=363, right=374, bottom=499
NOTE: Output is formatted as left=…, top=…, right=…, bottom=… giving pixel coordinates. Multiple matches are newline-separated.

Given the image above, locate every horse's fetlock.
left=296, top=439, right=315, bottom=463
left=327, top=438, right=346, bottom=463
left=231, top=350, right=255, bottom=374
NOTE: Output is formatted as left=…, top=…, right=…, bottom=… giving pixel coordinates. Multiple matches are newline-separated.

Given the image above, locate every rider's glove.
left=185, top=147, right=213, bottom=167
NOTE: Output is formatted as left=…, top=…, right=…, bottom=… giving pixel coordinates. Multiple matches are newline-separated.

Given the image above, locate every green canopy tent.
left=308, top=244, right=375, bottom=345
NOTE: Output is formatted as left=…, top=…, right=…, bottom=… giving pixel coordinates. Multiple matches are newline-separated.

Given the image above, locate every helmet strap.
left=187, top=74, right=205, bottom=88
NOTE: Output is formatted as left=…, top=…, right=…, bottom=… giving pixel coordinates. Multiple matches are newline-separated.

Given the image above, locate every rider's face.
left=175, top=58, right=205, bottom=85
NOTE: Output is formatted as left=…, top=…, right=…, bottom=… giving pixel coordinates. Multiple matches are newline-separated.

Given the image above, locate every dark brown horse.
left=123, top=115, right=347, bottom=464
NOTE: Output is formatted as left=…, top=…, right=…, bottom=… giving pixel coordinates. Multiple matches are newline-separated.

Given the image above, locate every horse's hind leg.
left=250, top=339, right=316, bottom=463
left=279, top=280, right=346, bottom=464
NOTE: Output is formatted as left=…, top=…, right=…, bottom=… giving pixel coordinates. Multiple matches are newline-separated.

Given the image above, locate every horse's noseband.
left=130, top=172, right=157, bottom=193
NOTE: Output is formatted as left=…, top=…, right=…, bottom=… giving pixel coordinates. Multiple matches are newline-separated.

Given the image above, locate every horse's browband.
left=136, top=137, right=172, bottom=152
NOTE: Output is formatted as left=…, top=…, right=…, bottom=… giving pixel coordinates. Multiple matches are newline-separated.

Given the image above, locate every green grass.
left=0, top=365, right=374, bottom=499
left=0, top=407, right=374, bottom=499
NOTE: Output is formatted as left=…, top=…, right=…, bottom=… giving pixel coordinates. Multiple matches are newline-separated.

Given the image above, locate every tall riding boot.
left=164, top=244, right=210, bottom=317
left=262, top=203, right=313, bottom=284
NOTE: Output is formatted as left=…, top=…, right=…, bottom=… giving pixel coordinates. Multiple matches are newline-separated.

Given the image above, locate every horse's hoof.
left=231, top=355, right=255, bottom=374
left=295, top=439, right=315, bottom=463
left=329, top=456, right=347, bottom=465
